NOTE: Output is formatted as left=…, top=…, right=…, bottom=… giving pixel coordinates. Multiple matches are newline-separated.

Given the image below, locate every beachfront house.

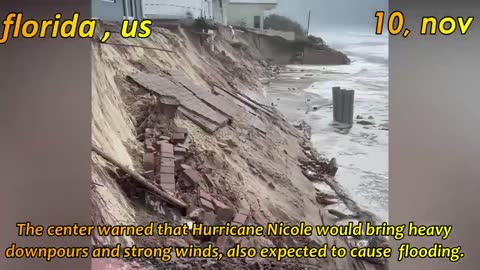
left=142, top=0, right=215, bottom=20
left=92, top=0, right=277, bottom=30
left=92, top=0, right=144, bottom=21
left=224, top=0, right=278, bottom=30
left=212, top=0, right=228, bottom=25
left=92, top=0, right=224, bottom=27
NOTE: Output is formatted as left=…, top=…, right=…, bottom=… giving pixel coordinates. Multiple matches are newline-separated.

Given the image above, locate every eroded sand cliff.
left=91, top=23, right=384, bottom=270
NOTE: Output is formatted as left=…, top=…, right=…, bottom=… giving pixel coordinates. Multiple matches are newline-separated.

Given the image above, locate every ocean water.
left=291, top=30, right=389, bottom=222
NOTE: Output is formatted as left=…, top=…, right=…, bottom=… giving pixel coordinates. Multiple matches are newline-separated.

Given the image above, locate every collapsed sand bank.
left=91, top=22, right=386, bottom=270
left=238, top=30, right=351, bottom=65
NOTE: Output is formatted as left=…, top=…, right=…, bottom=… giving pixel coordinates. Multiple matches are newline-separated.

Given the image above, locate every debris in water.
left=357, top=120, right=375, bottom=125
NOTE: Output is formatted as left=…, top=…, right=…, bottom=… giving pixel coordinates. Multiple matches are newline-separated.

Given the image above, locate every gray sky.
left=269, top=0, right=388, bottom=32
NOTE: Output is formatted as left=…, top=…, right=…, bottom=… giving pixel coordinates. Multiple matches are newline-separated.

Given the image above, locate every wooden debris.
left=92, top=144, right=186, bottom=210
left=327, top=158, right=338, bottom=176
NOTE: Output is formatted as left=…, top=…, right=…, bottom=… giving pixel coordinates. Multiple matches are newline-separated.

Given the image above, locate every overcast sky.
left=269, top=0, right=388, bottom=32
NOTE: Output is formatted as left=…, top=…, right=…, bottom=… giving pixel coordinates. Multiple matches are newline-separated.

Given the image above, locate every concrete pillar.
left=332, top=86, right=341, bottom=122
left=342, top=90, right=354, bottom=125
left=332, top=87, right=355, bottom=125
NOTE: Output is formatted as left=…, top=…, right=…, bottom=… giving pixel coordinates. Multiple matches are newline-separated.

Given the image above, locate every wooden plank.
left=92, top=144, right=186, bottom=210
left=128, top=73, right=229, bottom=132
left=172, top=74, right=268, bottom=134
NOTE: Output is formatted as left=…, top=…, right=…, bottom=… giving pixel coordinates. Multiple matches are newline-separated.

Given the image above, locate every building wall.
left=143, top=0, right=212, bottom=20
left=93, top=0, right=144, bottom=21
left=134, top=0, right=144, bottom=19
left=93, top=0, right=126, bottom=21
left=212, top=0, right=225, bottom=24
left=225, top=3, right=276, bottom=29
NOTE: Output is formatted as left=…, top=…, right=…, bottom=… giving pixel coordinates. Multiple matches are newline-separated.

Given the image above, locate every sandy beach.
left=266, top=68, right=330, bottom=122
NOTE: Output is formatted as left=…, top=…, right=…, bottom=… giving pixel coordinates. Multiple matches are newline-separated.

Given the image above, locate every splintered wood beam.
left=92, top=144, right=186, bottom=210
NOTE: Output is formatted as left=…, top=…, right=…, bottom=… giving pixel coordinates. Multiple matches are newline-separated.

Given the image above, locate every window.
left=123, top=0, right=135, bottom=19
left=254, top=16, right=261, bottom=29
left=129, top=0, right=135, bottom=16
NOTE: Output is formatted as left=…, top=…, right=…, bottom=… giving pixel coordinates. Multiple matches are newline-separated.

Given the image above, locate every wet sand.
left=266, top=68, right=331, bottom=123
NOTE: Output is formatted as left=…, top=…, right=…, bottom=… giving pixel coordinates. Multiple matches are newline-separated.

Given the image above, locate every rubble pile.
left=119, top=90, right=264, bottom=255
left=295, top=134, right=390, bottom=269
left=92, top=23, right=386, bottom=270
left=299, top=140, right=337, bottom=180
left=102, top=78, right=336, bottom=269
left=94, top=256, right=330, bottom=270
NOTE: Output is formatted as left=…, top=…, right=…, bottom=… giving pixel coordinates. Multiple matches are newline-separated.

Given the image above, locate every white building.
left=211, top=0, right=227, bottom=25
left=143, top=0, right=214, bottom=20
left=92, top=0, right=144, bottom=21
left=224, top=0, right=278, bottom=30
left=138, top=0, right=282, bottom=35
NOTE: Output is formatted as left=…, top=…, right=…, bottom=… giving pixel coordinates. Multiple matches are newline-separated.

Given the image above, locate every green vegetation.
left=193, top=17, right=217, bottom=32
left=307, top=35, right=325, bottom=46
left=291, top=35, right=327, bottom=51
left=263, top=14, right=326, bottom=47
left=264, top=14, right=305, bottom=39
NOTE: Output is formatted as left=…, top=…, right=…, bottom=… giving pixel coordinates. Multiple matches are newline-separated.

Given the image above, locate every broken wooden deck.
left=129, top=71, right=268, bottom=135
